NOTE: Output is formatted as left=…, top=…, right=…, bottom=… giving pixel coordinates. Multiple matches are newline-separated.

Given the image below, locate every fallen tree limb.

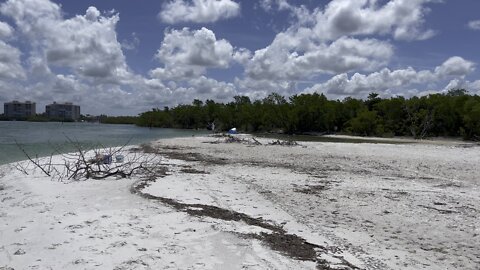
left=418, top=204, right=458, bottom=214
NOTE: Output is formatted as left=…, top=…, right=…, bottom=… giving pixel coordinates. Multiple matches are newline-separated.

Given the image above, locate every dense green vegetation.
left=137, top=89, right=480, bottom=140
left=2, top=89, right=478, bottom=140
left=98, top=115, right=138, bottom=125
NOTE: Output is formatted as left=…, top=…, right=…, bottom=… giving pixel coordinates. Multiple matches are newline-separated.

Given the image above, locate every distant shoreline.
left=2, top=119, right=479, bottom=144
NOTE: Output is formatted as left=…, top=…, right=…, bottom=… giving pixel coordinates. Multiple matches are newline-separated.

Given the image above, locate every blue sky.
left=1, top=0, right=480, bottom=115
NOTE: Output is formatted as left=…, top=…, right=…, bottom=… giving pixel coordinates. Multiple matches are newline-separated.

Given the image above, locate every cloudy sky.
left=1, top=0, right=480, bottom=115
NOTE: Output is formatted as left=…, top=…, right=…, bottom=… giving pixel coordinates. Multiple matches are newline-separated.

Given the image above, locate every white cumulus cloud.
left=258, top=0, right=310, bottom=23
left=304, top=57, right=476, bottom=98
left=187, top=76, right=236, bottom=99
left=467, top=20, right=480, bottom=30
left=151, top=27, right=237, bottom=80
left=259, top=0, right=438, bottom=41
left=443, top=79, right=480, bottom=95
left=435, top=56, right=476, bottom=77
left=148, top=27, right=241, bottom=103
left=0, top=21, right=13, bottom=39
left=0, top=0, right=150, bottom=115
left=0, top=41, right=25, bottom=80
left=234, top=0, right=441, bottom=99
left=259, top=0, right=287, bottom=11
left=0, top=20, right=24, bottom=82
left=1, top=0, right=130, bottom=80
left=312, top=0, right=437, bottom=41
left=159, top=0, right=240, bottom=24
left=245, top=30, right=393, bottom=81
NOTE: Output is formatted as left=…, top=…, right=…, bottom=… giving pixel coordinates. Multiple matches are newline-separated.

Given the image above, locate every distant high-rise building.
left=46, top=102, right=80, bottom=120
left=4, top=101, right=36, bottom=119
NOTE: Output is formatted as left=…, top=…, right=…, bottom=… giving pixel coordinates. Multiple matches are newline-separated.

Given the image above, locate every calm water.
left=0, top=121, right=208, bottom=165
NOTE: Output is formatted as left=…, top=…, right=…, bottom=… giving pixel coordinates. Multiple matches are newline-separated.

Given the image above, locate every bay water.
left=0, top=121, right=208, bottom=165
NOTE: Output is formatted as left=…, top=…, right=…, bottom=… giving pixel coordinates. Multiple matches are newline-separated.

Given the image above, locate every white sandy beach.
left=1, top=135, right=479, bottom=269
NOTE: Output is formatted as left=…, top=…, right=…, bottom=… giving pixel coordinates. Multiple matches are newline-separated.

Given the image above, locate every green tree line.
left=135, top=89, right=480, bottom=140
left=99, top=115, right=138, bottom=125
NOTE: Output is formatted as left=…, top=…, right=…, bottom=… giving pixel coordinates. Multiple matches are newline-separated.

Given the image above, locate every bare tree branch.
left=15, top=136, right=163, bottom=182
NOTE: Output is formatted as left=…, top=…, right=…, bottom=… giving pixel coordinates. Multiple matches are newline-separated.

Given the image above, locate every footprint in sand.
left=14, top=226, right=26, bottom=232
left=38, top=207, right=51, bottom=213
left=118, top=231, right=133, bottom=238
left=65, top=224, right=84, bottom=233
left=65, top=224, right=84, bottom=230
left=1, top=196, right=14, bottom=202
left=79, top=246, right=98, bottom=252
left=13, top=249, right=26, bottom=255
left=46, top=243, right=62, bottom=250
left=72, top=258, right=96, bottom=266
left=109, top=241, right=128, bottom=248
left=84, top=220, right=99, bottom=226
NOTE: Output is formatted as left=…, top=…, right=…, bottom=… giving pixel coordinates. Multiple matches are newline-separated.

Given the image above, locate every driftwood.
left=14, top=136, right=162, bottom=182
left=251, top=137, right=262, bottom=145
left=211, top=134, right=299, bottom=147
left=220, top=135, right=262, bottom=145
left=268, top=139, right=299, bottom=146
left=15, top=140, right=54, bottom=177
left=418, top=204, right=458, bottom=214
